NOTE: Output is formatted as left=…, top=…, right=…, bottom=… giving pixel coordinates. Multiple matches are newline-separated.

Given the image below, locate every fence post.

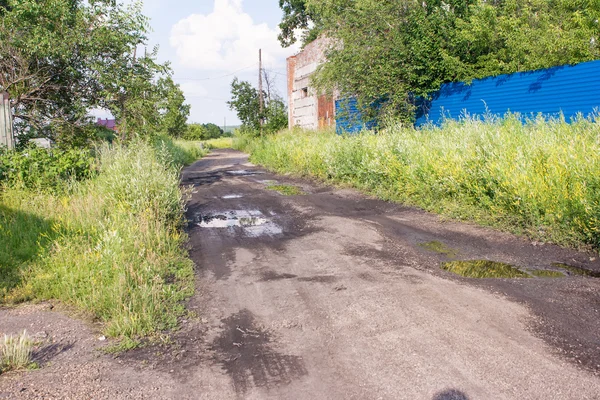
left=0, top=92, right=15, bottom=150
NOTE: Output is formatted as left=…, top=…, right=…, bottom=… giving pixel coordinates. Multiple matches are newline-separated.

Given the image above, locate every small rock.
left=32, top=331, right=48, bottom=339
left=98, top=336, right=106, bottom=341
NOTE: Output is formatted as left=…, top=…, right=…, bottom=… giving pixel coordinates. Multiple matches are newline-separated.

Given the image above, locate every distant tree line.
left=183, top=123, right=227, bottom=141
left=279, top=0, right=600, bottom=122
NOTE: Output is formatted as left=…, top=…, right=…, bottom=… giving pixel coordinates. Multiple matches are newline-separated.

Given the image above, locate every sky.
left=95, top=0, right=301, bottom=127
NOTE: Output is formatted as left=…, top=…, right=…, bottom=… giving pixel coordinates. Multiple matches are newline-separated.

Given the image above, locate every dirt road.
left=1, top=149, right=600, bottom=399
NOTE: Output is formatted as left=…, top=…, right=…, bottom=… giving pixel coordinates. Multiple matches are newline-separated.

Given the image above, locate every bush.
left=0, top=146, right=95, bottom=192
left=238, top=115, right=600, bottom=250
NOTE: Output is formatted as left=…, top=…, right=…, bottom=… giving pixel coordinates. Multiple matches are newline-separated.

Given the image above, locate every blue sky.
left=102, top=0, right=300, bottom=127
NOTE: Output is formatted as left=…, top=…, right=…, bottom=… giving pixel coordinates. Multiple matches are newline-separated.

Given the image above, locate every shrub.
left=0, top=146, right=95, bottom=192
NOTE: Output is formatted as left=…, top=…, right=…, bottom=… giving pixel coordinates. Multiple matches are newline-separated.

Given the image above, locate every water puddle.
left=530, top=269, right=565, bottom=278
left=552, top=263, right=600, bottom=278
left=196, top=210, right=282, bottom=237
left=442, top=260, right=530, bottom=278
left=227, top=169, right=263, bottom=176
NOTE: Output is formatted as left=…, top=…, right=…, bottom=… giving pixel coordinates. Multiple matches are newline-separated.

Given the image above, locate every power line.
left=174, top=63, right=258, bottom=82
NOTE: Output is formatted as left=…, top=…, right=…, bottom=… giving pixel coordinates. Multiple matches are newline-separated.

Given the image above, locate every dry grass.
left=0, top=331, right=34, bottom=373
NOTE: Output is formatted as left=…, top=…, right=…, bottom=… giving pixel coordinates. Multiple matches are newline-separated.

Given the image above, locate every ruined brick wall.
left=287, top=37, right=335, bottom=130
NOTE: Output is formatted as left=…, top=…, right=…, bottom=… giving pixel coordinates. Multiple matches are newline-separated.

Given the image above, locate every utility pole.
left=258, top=49, right=264, bottom=134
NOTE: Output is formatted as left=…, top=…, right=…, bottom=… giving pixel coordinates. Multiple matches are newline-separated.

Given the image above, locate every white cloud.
left=179, top=81, right=209, bottom=98
left=170, top=0, right=299, bottom=71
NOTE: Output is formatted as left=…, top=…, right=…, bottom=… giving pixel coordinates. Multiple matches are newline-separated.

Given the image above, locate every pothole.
left=442, top=260, right=530, bottom=278
left=419, top=241, right=459, bottom=258
left=552, top=263, right=600, bottom=277
left=195, top=210, right=282, bottom=237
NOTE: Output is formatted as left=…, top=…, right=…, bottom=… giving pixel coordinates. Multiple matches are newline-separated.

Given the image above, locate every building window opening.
left=301, top=87, right=309, bottom=98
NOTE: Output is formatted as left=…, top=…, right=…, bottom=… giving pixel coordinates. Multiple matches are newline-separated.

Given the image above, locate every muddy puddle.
left=195, top=210, right=282, bottom=237
left=552, top=263, right=600, bottom=277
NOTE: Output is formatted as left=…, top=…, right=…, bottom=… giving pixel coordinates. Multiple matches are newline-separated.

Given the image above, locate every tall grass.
left=1, top=138, right=203, bottom=340
left=0, top=331, right=34, bottom=373
left=237, top=116, right=600, bottom=249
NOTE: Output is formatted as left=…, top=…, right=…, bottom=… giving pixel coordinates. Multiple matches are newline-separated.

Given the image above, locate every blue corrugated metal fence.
left=335, top=59, right=600, bottom=132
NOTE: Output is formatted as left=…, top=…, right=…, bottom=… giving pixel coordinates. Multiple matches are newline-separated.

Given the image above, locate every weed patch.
left=266, top=184, right=304, bottom=196
left=0, top=138, right=204, bottom=342
left=442, top=260, right=530, bottom=278
left=203, top=137, right=233, bottom=149
left=419, top=241, right=459, bottom=258
left=0, top=331, right=34, bottom=373
left=236, top=116, right=600, bottom=250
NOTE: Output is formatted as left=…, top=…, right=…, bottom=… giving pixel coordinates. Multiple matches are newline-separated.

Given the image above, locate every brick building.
left=287, top=37, right=336, bottom=130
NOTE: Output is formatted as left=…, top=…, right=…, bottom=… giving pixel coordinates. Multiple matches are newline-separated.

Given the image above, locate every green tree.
left=184, top=124, right=206, bottom=140
left=228, top=77, right=288, bottom=134
left=0, top=0, right=176, bottom=145
left=157, top=77, right=190, bottom=137
left=228, top=78, right=261, bottom=131
left=278, top=0, right=321, bottom=48
left=306, top=0, right=600, bottom=122
left=203, top=123, right=224, bottom=139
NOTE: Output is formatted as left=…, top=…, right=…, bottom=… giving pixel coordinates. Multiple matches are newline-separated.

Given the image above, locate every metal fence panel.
left=415, top=59, right=600, bottom=126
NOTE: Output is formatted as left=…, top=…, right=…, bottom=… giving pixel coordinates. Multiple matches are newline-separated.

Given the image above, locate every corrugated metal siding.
left=335, top=98, right=377, bottom=134
left=416, top=60, right=600, bottom=126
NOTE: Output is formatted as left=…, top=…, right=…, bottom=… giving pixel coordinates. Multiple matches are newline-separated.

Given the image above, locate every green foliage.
left=228, top=78, right=261, bottom=130
left=0, top=140, right=202, bottom=340
left=228, top=78, right=288, bottom=134
left=278, top=0, right=321, bottom=47
left=238, top=116, right=600, bottom=250
left=0, top=0, right=187, bottom=145
left=157, top=77, right=190, bottom=138
left=307, top=0, right=600, bottom=121
left=184, top=123, right=225, bottom=140
left=0, top=146, right=95, bottom=191
left=152, top=136, right=208, bottom=167
left=202, top=137, right=233, bottom=149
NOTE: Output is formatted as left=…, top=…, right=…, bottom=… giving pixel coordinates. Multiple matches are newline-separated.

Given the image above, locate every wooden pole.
left=258, top=49, right=264, bottom=134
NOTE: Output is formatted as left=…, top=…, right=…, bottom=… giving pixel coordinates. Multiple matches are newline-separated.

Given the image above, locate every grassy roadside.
left=235, top=116, right=600, bottom=251
left=0, top=138, right=206, bottom=344
left=201, top=137, right=233, bottom=149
